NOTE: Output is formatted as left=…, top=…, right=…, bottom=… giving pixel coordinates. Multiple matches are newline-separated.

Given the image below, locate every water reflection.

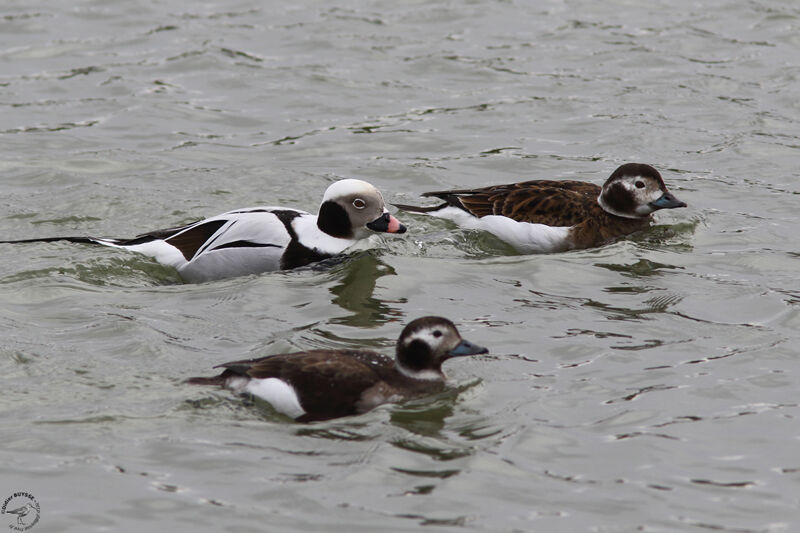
left=294, top=420, right=376, bottom=441
left=631, top=221, right=698, bottom=252
left=389, top=379, right=481, bottom=438
left=390, top=467, right=461, bottom=479
left=583, top=296, right=683, bottom=321
left=595, top=258, right=683, bottom=277
left=395, top=513, right=467, bottom=527
left=390, top=438, right=472, bottom=461
left=327, top=251, right=404, bottom=328
left=385, top=381, right=490, bottom=465
left=389, top=398, right=455, bottom=438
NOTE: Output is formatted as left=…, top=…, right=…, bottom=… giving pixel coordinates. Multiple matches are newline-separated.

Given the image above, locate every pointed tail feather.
left=421, top=188, right=487, bottom=198
left=185, top=374, right=228, bottom=386
left=0, top=236, right=107, bottom=245
left=185, top=366, right=244, bottom=386
left=394, top=190, right=471, bottom=213
left=392, top=202, right=449, bottom=214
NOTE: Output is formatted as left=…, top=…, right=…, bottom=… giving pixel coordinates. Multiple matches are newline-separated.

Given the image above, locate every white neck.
left=293, top=215, right=359, bottom=254
left=395, top=363, right=444, bottom=382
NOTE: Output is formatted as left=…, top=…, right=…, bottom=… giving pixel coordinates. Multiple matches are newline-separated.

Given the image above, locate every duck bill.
left=649, top=191, right=687, bottom=210
left=366, top=212, right=407, bottom=233
left=447, top=338, right=489, bottom=357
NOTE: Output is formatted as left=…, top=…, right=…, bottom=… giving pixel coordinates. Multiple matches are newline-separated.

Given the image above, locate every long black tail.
left=0, top=236, right=104, bottom=245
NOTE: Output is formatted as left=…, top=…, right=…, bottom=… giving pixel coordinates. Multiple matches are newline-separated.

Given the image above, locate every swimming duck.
left=1, top=179, right=406, bottom=282
left=187, top=316, right=488, bottom=422
left=394, top=163, right=686, bottom=253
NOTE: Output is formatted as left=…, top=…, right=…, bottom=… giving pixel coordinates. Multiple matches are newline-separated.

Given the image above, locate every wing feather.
left=424, top=180, right=602, bottom=226
left=221, top=350, right=386, bottom=419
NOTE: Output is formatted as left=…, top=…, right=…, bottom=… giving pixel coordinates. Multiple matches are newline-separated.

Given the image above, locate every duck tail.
left=185, top=367, right=242, bottom=386
left=184, top=374, right=228, bottom=386
left=0, top=236, right=106, bottom=245
left=392, top=202, right=449, bottom=214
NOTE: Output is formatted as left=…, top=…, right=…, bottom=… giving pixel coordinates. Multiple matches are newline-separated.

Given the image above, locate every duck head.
left=395, top=316, right=488, bottom=381
left=598, top=163, right=686, bottom=219
left=317, top=179, right=407, bottom=239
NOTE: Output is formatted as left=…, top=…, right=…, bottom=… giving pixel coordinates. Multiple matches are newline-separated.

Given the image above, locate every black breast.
left=271, top=210, right=335, bottom=270
left=316, top=201, right=353, bottom=238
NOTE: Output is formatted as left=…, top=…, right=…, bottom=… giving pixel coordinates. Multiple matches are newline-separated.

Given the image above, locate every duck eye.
left=635, top=181, right=645, bottom=189
left=353, top=198, right=366, bottom=209
left=433, top=330, right=442, bottom=338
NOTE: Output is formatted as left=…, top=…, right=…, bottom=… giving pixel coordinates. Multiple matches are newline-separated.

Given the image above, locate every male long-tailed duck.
left=395, top=163, right=686, bottom=253
left=187, top=316, right=488, bottom=422
left=1, top=179, right=406, bottom=282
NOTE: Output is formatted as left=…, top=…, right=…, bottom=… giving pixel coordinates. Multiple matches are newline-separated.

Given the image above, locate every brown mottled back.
left=424, top=180, right=603, bottom=226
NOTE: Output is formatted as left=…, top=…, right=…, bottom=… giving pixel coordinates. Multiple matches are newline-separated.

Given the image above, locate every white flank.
left=108, top=240, right=188, bottom=269
left=229, top=377, right=306, bottom=419
left=102, top=208, right=300, bottom=282
left=431, top=207, right=572, bottom=253
left=178, top=247, right=285, bottom=282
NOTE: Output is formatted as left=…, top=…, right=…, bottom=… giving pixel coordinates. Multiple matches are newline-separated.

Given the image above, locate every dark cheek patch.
left=317, top=201, right=353, bottom=238
left=604, top=183, right=636, bottom=215
left=401, top=339, right=433, bottom=372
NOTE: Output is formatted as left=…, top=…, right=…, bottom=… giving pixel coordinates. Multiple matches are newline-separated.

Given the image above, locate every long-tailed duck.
left=187, top=316, right=488, bottom=422
left=394, top=163, right=686, bottom=253
left=1, top=179, right=406, bottom=282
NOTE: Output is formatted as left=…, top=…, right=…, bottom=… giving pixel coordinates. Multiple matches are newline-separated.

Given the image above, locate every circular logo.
left=1, top=493, right=40, bottom=531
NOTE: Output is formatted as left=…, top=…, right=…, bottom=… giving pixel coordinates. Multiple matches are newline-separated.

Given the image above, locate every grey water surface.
left=2, top=1, right=800, bottom=531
